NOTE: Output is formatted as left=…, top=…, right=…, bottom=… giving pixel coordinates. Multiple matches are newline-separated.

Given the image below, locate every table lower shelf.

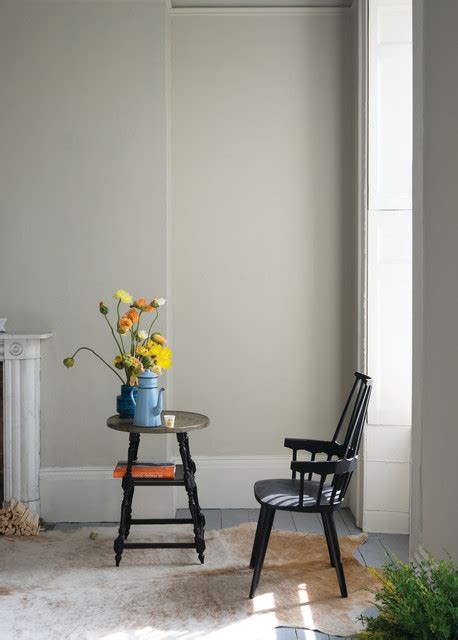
left=124, top=463, right=185, bottom=486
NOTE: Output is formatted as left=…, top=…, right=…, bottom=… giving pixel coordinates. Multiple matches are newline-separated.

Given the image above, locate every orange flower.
left=126, top=308, right=139, bottom=323
left=117, top=316, right=133, bottom=334
left=152, top=333, right=167, bottom=346
left=133, top=298, right=154, bottom=312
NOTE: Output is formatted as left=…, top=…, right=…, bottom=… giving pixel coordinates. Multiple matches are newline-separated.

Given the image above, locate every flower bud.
left=152, top=333, right=167, bottom=345
left=151, top=298, right=166, bottom=308
left=117, top=317, right=133, bottom=334
left=99, top=300, right=109, bottom=315
left=63, top=357, right=74, bottom=368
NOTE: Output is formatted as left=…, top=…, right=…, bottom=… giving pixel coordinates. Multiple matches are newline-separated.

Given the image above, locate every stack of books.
left=113, top=461, right=176, bottom=479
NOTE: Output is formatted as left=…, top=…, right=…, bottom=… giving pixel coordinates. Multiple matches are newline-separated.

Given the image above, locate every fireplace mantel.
left=0, top=332, right=52, bottom=514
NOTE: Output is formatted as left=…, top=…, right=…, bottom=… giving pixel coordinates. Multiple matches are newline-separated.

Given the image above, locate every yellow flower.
left=155, top=346, right=173, bottom=370
left=152, top=364, right=162, bottom=375
left=145, top=340, right=162, bottom=357
left=113, top=289, right=133, bottom=304
left=136, top=345, right=149, bottom=357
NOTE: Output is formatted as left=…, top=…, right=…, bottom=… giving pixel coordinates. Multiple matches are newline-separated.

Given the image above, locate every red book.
left=113, top=461, right=176, bottom=479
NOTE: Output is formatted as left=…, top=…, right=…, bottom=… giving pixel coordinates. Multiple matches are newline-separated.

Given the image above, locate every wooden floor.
left=174, top=507, right=409, bottom=640
left=54, top=508, right=409, bottom=640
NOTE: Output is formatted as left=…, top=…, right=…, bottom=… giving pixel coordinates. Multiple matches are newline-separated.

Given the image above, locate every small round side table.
left=107, top=411, right=209, bottom=566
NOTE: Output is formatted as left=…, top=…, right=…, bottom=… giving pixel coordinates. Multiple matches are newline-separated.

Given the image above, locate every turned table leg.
left=177, top=432, right=206, bottom=563
left=114, top=432, right=140, bottom=566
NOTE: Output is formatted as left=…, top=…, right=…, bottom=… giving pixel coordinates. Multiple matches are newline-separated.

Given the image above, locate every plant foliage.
left=354, top=553, right=458, bottom=639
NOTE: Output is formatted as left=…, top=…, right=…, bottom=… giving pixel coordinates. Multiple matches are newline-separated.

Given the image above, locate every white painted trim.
left=410, top=0, right=424, bottom=560
left=354, top=0, right=369, bottom=529
left=169, top=7, right=349, bottom=15
left=164, top=3, right=176, bottom=504
left=364, top=509, right=409, bottom=534
left=1, top=334, right=51, bottom=515
left=40, top=456, right=291, bottom=520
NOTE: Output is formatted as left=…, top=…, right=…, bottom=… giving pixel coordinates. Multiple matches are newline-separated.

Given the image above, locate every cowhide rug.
left=0, top=523, right=378, bottom=639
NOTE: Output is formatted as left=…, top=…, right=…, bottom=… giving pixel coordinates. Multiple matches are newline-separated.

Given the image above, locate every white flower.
left=152, top=297, right=166, bottom=307
left=137, top=330, right=148, bottom=341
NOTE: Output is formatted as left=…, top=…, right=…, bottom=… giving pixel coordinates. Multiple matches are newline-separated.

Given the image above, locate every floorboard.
left=274, top=627, right=301, bottom=639
left=359, top=533, right=391, bottom=567
left=273, top=510, right=297, bottom=531
left=176, top=508, right=222, bottom=531
left=221, top=508, right=260, bottom=528
left=339, top=508, right=361, bottom=535
left=292, top=512, right=323, bottom=533
left=296, top=629, right=330, bottom=639
left=377, top=533, right=409, bottom=563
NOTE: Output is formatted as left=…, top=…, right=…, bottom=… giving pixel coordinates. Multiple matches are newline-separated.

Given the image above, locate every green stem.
left=144, top=310, right=159, bottom=343
left=104, top=314, right=124, bottom=355
left=71, top=347, right=125, bottom=383
left=132, top=310, right=144, bottom=355
left=116, top=300, right=126, bottom=352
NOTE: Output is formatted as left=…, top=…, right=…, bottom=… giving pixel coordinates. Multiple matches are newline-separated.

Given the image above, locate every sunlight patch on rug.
left=0, top=522, right=378, bottom=639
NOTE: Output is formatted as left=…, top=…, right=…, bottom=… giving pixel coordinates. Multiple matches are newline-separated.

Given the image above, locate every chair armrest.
left=290, top=457, right=358, bottom=508
left=284, top=437, right=345, bottom=457
left=290, top=456, right=357, bottom=477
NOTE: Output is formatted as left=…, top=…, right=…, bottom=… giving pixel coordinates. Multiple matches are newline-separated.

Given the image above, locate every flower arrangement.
left=63, top=289, right=172, bottom=385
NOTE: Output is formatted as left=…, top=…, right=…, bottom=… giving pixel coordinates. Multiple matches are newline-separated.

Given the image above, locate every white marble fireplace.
left=1, top=332, right=51, bottom=514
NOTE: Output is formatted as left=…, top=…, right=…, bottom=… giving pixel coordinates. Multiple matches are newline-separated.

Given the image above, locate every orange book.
left=113, top=461, right=175, bottom=479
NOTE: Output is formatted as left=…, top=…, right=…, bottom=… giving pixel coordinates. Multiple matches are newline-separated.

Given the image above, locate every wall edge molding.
left=169, top=7, right=350, bottom=15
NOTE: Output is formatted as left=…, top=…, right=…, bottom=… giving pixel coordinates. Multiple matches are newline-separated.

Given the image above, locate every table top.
left=107, top=411, right=209, bottom=434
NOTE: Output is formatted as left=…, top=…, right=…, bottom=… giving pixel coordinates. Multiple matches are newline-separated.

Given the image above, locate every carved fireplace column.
left=0, top=333, right=51, bottom=514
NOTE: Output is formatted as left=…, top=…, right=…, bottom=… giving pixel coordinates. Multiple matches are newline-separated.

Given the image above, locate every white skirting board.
left=363, top=509, right=410, bottom=534
left=40, top=467, right=176, bottom=522
left=40, top=456, right=409, bottom=532
left=40, top=456, right=292, bottom=521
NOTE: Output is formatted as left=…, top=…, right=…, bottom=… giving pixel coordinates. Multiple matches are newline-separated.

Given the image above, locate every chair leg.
left=321, top=513, right=335, bottom=567
left=326, top=512, right=348, bottom=598
left=249, top=506, right=275, bottom=599
left=250, top=504, right=268, bottom=568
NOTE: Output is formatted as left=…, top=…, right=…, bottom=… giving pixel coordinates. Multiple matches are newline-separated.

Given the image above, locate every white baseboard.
left=40, top=455, right=292, bottom=521
left=40, top=457, right=409, bottom=532
left=175, top=455, right=292, bottom=509
left=363, top=509, right=410, bottom=534
left=40, top=467, right=176, bottom=522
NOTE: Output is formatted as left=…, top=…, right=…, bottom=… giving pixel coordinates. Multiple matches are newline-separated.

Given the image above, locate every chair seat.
left=254, top=478, right=341, bottom=511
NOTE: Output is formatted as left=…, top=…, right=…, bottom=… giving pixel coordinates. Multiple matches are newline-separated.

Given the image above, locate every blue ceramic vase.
left=132, top=370, right=165, bottom=427
left=116, top=384, right=138, bottom=419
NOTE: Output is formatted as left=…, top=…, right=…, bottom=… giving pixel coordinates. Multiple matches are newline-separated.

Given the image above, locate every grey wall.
left=0, top=0, right=169, bottom=472
left=171, top=12, right=356, bottom=456
left=0, top=0, right=357, bottom=517
left=413, top=0, right=458, bottom=560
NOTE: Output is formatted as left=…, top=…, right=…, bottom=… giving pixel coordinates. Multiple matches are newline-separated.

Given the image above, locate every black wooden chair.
left=249, top=371, right=373, bottom=599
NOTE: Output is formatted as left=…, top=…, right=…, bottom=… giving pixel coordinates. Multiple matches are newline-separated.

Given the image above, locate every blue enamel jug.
left=132, top=370, right=165, bottom=427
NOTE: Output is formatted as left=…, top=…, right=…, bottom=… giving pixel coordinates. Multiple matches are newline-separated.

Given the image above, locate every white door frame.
left=353, top=0, right=369, bottom=529
left=410, top=0, right=424, bottom=558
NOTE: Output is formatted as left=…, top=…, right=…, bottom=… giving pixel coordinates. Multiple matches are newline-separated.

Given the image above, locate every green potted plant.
left=355, top=554, right=458, bottom=639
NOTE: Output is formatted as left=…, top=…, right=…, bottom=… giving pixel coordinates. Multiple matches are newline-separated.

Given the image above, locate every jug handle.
left=130, top=388, right=136, bottom=406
